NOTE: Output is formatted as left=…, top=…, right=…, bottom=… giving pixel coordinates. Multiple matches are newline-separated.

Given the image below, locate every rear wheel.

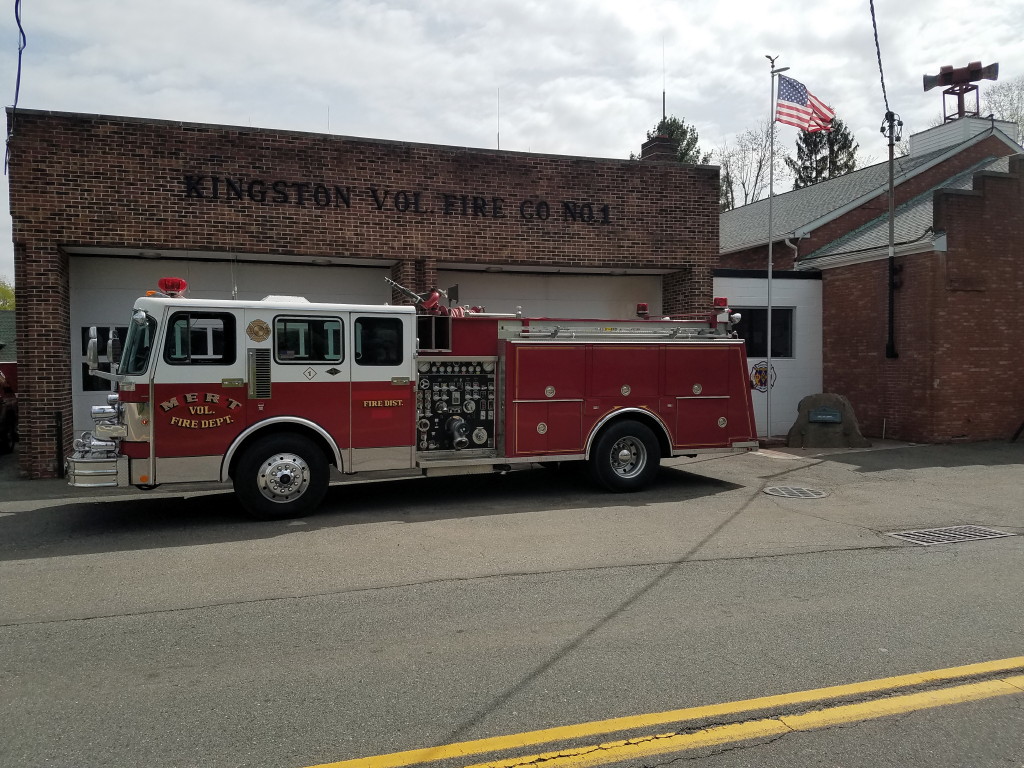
left=233, top=434, right=329, bottom=520
left=588, top=420, right=660, bottom=492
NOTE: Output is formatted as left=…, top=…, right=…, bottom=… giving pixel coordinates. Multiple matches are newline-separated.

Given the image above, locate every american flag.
left=775, top=75, right=835, bottom=132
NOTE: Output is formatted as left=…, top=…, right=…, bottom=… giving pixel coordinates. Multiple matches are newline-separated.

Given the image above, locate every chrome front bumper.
left=66, top=454, right=128, bottom=488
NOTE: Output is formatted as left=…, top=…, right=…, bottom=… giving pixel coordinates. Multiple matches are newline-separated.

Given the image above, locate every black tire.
left=233, top=433, right=329, bottom=520
left=588, top=419, right=660, bottom=492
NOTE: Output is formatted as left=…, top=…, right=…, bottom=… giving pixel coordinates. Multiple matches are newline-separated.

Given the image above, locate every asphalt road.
left=1, top=441, right=1022, bottom=768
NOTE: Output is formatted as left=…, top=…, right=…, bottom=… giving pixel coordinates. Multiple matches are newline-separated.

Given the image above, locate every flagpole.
left=765, top=57, right=788, bottom=441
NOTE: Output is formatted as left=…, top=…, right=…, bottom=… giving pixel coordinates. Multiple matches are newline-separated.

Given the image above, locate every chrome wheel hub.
left=257, top=453, right=311, bottom=503
left=610, top=437, right=646, bottom=478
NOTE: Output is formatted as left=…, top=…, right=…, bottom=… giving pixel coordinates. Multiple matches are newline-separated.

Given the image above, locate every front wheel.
left=588, top=420, right=660, bottom=492
left=233, top=433, right=329, bottom=520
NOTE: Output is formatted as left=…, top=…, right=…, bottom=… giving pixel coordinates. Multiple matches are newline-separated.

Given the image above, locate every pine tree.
left=784, top=116, right=859, bottom=189
left=632, top=116, right=711, bottom=165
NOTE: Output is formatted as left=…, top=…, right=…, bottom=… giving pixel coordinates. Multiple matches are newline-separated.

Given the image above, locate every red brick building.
left=719, top=118, right=1023, bottom=441
left=6, top=109, right=720, bottom=478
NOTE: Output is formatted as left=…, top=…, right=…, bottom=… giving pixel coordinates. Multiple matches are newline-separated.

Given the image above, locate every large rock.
left=786, top=393, right=871, bottom=449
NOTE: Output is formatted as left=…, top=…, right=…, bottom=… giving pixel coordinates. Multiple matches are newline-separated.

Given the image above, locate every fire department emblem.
left=246, top=319, right=271, bottom=343
left=749, top=361, right=776, bottom=393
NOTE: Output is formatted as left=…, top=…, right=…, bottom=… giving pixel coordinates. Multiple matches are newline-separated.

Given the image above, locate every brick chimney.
left=640, top=135, right=677, bottom=161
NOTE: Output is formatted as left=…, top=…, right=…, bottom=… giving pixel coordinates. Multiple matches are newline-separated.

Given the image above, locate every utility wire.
left=5, top=0, right=27, bottom=174
left=869, top=0, right=890, bottom=112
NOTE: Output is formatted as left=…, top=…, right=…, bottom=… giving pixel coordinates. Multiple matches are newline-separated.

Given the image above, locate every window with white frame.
left=164, top=312, right=236, bottom=365
left=274, top=316, right=344, bottom=363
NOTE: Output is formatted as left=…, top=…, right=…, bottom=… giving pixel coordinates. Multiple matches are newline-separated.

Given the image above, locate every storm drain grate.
left=887, top=525, right=1016, bottom=546
left=763, top=486, right=829, bottom=499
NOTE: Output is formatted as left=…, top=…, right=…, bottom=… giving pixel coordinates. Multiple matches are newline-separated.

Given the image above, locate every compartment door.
left=349, top=313, right=417, bottom=471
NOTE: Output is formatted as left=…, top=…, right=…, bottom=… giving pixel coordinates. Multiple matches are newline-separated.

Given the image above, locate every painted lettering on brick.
left=183, top=175, right=352, bottom=208
left=184, top=175, right=613, bottom=224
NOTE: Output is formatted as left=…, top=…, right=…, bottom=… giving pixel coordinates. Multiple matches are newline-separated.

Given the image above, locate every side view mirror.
left=86, top=327, right=99, bottom=373
left=107, top=328, right=122, bottom=374
left=84, top=325, right=126, bottom=384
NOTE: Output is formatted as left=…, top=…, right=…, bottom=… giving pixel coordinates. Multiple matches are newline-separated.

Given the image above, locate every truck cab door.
left=348, top=312, right=416, bottom=471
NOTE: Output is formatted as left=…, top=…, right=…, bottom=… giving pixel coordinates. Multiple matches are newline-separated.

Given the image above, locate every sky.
left=1, top=0, right=1021, bottom=283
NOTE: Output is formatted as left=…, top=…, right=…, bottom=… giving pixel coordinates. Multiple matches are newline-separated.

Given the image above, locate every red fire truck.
left=67, top=277, right=758, bottom=519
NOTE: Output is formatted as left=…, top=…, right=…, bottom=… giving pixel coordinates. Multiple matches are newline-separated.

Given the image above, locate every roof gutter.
left=795, top=235, right=943, bottom=271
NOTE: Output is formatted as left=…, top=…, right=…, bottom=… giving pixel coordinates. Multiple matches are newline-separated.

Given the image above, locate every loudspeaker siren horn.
left=922, top=61, right=999, bottom=91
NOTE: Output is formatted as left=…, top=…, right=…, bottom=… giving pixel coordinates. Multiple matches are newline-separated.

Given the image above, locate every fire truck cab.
left=68, top=278, right=758, bottom=519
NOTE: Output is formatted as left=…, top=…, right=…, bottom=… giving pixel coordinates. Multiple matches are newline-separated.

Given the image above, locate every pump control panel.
left=416, top=359, right=497, bottom=452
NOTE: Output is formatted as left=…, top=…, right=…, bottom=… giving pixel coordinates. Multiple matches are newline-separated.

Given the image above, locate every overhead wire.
left=868, top=0, right=890, bottom=113
left=868, top=0, right=907, bottom=174
left=5, top=0, right=27, bottom=174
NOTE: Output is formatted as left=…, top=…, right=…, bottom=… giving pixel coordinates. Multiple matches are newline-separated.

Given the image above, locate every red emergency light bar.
left=157, top=277, right=189, bottom=297
left=713, top=297, right=729, bottom=307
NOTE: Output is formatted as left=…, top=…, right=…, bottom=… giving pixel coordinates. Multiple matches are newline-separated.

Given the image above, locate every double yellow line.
left=307, top=656, right=1024, bottom=768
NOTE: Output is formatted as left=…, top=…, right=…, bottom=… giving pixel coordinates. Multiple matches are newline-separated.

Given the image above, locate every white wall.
left=715, top=275, right=822, bottom=438
left=437, top=271, right=663, bottom=318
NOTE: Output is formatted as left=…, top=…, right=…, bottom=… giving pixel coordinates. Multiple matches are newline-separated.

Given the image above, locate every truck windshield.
left=120, top=311, right=157, bottom=376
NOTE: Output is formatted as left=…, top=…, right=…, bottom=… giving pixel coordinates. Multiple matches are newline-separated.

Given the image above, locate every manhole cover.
left=763, top=486, right=829, bottom=499
left=887, top=525, right=1016, bottom=546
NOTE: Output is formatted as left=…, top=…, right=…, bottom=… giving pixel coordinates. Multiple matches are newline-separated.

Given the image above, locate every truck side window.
left=164, top=312, right=236, bottom=365
left=355, top=317, right=403, bottom=366
left=274, top=317, right=344, bottom=363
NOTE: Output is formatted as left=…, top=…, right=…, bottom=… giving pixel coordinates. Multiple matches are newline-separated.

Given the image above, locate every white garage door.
left=436, top=271, right=663, bottom=319
left=69, top=256, right=390, bottom=431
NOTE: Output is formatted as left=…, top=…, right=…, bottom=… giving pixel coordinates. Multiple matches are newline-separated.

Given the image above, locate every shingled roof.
left=720, top=125, right=1021, bottom=255
left=798, top=155, right=1011, bottom=268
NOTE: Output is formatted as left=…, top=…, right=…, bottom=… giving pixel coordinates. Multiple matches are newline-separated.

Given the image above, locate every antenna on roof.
left=662, top=37, right=666, bottom=121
